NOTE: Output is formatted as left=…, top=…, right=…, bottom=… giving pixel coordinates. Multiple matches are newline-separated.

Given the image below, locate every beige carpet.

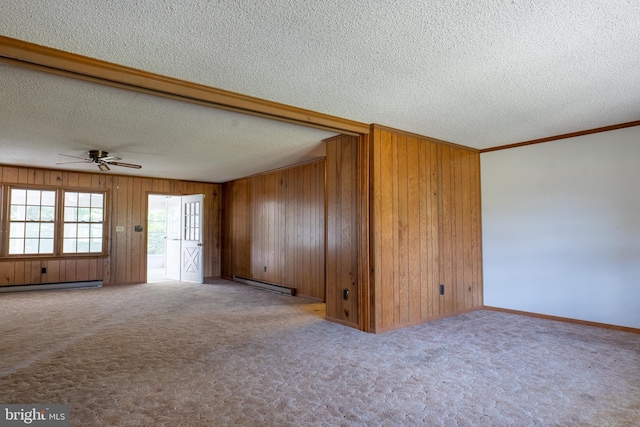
left=0, top=279, right=638, bottom=426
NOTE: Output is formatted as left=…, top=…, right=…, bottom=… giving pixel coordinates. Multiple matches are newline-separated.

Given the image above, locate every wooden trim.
left=368, top=125, right=377, bottom=332
left=324, top=159, right=328, bottom=305
left=373, top=306, right=483, bottom=334
left=370, top=124, right=479, bottom=153
left=484, top=306, right=640, bottom=334
left=0, top=35, right=369, bottom=136
left=0, top=161, right=224, bottom=186
left=480, top=120, right=640, bottom=153
left=357, top=133, right=371, bottom=332
left=1, top=184, right=110, bottom=259
left=0, top=185, right=6, bottom=258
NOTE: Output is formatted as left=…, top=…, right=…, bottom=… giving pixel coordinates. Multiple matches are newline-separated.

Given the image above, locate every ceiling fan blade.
left=99, top=155, right=122, bottom=162
left=97, top=162, right=110, bottom=171
left=107, top=161, right=142, bottom=169
left=56, top=160, right=91, bottom=165
left=58, top=153, right=89, bottom=160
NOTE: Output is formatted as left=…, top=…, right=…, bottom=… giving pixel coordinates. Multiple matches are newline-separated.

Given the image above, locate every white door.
left=164, top=196, right=182, bottom=281
left=180, top=194, right=204, bottom=283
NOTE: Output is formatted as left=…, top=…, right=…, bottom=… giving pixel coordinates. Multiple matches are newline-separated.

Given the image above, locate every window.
left=3, top=186, right=107, bottom=258
left=183, top=200, right=200, bottom=241
left=63, top=192, right=104, bottom=253
left=9, top=188, right=56, bottom=254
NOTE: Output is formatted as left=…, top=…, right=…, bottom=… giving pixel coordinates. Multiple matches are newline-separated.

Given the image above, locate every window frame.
left=1, top=184, right=109, bottom=259
left=7, top=187, right=57, bottom=256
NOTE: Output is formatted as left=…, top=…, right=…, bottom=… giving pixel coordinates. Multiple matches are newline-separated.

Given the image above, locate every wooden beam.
left=0, top=35, right=369, bottom=136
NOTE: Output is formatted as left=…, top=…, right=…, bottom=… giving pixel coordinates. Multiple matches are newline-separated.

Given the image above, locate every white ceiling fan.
left=57, top=150, right=142, bottom=171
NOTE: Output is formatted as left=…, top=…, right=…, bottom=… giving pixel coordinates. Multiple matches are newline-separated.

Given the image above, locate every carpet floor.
left=0, top=279, right=638, bottom=426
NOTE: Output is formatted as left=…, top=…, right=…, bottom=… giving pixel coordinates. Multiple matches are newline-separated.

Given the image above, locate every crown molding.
left=480, top=120, right=640, bottom=153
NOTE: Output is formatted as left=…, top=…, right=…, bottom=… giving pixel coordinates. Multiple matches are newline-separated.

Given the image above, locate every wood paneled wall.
left=370, top=125, right=482, bottom=332
left=221, top=160, right=325, bottom=300
left=0, top=165, right=221, bottom=286
left=325, top=135, right=360, bottom=328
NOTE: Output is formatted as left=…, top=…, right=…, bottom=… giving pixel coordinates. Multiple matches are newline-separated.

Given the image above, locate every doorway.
left=147, top=195, right=168, bottom=282
left=147, top=193, right=205, bottom=283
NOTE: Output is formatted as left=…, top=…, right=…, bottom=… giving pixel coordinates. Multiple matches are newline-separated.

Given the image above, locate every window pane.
left=41, top=223, right=55, bottom=238
left=77, top=239, right=90, bottom=253
left=78, top=208, right=91, bottom=222
left=9, top=239, right=24, bottom=254
left=91, top=193, right=103, bottom=207
left=10, top=222, right=25, bottom=238
left=90, top=238, right=102, bottom=252
left=41, top=206, right=55, bottom=221
left=78, top=224, right=90, bottom=238
left=61, top=191, right=106, bottom=254
left=25, top=222, right=40, bottom=238
left=27, top=206, right=41, bottom=221
left=90, top=224, right=103, bottom=238
left=41, top=191, right=56, bottom=206
left=65, top=192, right=78, bottom=207
left=90, top=208, right=103, bottom=222
left=64, top=223, right=77, bottom=238
left=9, top=188, right=58, bottom=255
left=63, top=239, right=76, bottom=253
left=40, top=239, right=54, bottom=253
left=11, top=189, right=26, bottom=205
left=65, top=207, right=77, bottom=221
left=78, top=193, right=91, bottom=207
left=25, top=239, right=40, bottom=254
left=11, top=205, right=25, bottom=221
left=27, top=190, right=41, bottom=205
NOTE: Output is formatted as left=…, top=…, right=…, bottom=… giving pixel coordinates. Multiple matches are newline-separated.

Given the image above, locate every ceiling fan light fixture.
left=58, top=150, right=140, bottom=171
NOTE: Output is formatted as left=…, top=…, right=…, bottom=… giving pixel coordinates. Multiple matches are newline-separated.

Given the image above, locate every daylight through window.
left=9, top=188, right=56, bottom=254
left=4, top=187, right=107, bottom=257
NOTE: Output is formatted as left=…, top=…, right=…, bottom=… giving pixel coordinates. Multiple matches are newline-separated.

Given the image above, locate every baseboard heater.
left=0, top=281, right=103, bottom=293
left=233, top=276, right=296, bottom=296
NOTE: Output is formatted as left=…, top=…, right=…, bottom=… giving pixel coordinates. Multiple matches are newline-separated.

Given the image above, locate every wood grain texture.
left=357, top=133, right=371, bottom=332
left=221, top=161, right=325, bottom=300
left=369, top=125, right=482, bottom=332
left=0, top=35, right=368, bottom=135
left=325, top=135, right=360, bottom=327
left=0, top=164, right=221, bottom=286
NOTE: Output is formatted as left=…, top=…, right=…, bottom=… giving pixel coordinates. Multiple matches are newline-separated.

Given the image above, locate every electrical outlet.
left=439, top=284, right=445, bottom=295
left=41, top=267, right=47, bottom=274
left=263, top=266, right=267, bottom=273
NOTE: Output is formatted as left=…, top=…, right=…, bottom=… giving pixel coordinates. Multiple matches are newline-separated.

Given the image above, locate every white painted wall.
left=482, top=126, right=640, bottom=328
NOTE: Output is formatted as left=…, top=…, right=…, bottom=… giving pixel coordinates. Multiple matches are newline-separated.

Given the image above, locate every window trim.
left=1, top=184, right=109, bottom=260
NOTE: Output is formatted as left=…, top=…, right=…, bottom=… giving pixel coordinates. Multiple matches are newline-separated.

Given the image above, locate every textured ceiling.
left=1, top=0, right=640, bottom=181
left=0, top=63, right=332, bottom=182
